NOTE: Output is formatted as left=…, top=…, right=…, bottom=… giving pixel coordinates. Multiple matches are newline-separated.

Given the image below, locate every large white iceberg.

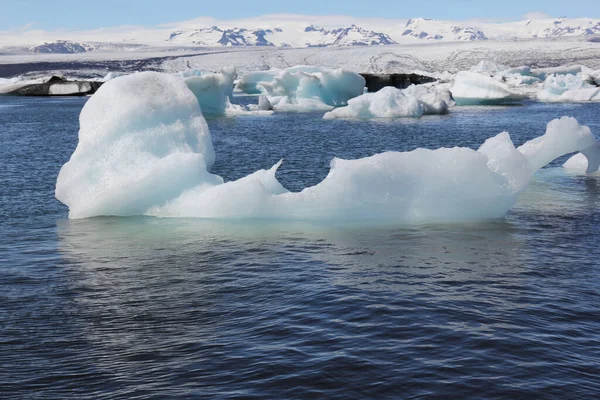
left=323, top=85, right=454, bottom=119
left=237, top=66, right=365, bottom=112
left=56, top=72, right=600, bottom=222
left=55, top=72, right=217, bottom=218
left=451, top=71, right=528, bottom=105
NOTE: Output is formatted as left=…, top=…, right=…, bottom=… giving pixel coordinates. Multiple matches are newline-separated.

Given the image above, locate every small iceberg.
left=451, top=71, right=528, bottom=105
left=323, top=85, right=454, bottom=119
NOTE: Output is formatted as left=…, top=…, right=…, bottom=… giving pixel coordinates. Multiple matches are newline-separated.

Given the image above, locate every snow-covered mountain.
left=485, top=18, right=600, bottom=39
left=7, top=15, right=600, bottom=53
left=167, top=26, right=277, bottom=46
left=30, top=40, right=94, bottom=54
left=164, top=17, right=600, bottom=48
left=303, top=25, right=396, bottom=46
left=401, top=18, right=488, bottom=41
left=166, top=24, right=396, bottom=47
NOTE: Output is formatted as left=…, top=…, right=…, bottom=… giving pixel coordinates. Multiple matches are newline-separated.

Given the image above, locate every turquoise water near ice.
left=1, top=96, right=600, bottom=398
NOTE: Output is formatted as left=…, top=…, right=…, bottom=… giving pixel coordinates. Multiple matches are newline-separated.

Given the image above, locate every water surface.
left=1, top=96, right=599, bottom=398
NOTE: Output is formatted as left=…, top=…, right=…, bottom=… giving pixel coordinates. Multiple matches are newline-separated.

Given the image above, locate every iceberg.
left=182, top=67, right=235, bottom=115
left=181, top=67, right=272, bottom=116
left=56, top=72, right=600, bottom=223
left=237, top=66, right=365, bottom=112
left=468, top=61, right=541, bottom=88
left=323, top=85, right=454, bottom=119
left=236, top=70, right=279, bottom=95
left=55, top=72, right=217, bottom=219
left=530, top=65, right=583, bottom=80
left=537, top=73, right=600, bottom=102
left=235, top=66, right=332, bottom=95
left=451, top=71, right=529, bottom=105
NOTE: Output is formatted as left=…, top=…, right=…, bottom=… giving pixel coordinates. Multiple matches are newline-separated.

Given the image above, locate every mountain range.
left=10, top=16, right=600, bottom=54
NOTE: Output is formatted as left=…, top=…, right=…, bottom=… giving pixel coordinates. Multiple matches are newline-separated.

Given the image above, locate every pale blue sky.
left=0, top=0, right=597, bottom=30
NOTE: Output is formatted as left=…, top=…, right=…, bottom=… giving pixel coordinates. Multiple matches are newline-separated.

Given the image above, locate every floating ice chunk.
left=55, top=72, right=218, bottom=218
left=56, top=72, right=600, bottom=223
left=323, top=85, right=453, bottom=119
left=235, top=66, right=329, bottom=95
left=258, top=95, right=273, bottom=110
left=537, top=73, right=600, bottom=102
left=236, top=71, right=279, bottom=94
left=183, top=67, right=236, bottom=115
left=531, top=65, right=583, bottom=80
left=225, top=98, right=273, bottom=116
left=181, top=67, right=272, bottom=116
left=48, top=82, right=91, bottom=95
left=467, top=62, right=540, bottom=87
left=323, top=87, right=422, bottom=119
left=403, top=85, right=455, bottom=115
left=451, top=72, right=528, bottom=105
left=242, top=66, right=365, bottom=112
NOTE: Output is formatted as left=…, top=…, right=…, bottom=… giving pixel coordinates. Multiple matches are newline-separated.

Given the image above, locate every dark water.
left=1, top=96, right=600, bottom=399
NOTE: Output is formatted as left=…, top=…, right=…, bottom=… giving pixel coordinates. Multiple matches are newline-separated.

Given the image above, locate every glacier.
left=56, top=71, right=600, bottom=222
left=323, top=86, right=454, bottom=119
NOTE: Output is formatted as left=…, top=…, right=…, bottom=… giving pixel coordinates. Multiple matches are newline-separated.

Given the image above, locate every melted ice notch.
left=56, top=72, right=600, bottom=222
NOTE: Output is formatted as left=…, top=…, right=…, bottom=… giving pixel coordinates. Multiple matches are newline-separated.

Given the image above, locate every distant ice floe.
left=451, top=71, right=528, bottom=105
left=236, top=66, right=365, bottom=111
left=323, top=85, right=454, bottom=119
left=447, top=61, right=600, bottom=104
left=537, top=73, right=600, bottom=102
left=56, top=71, right=600, bottom=222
